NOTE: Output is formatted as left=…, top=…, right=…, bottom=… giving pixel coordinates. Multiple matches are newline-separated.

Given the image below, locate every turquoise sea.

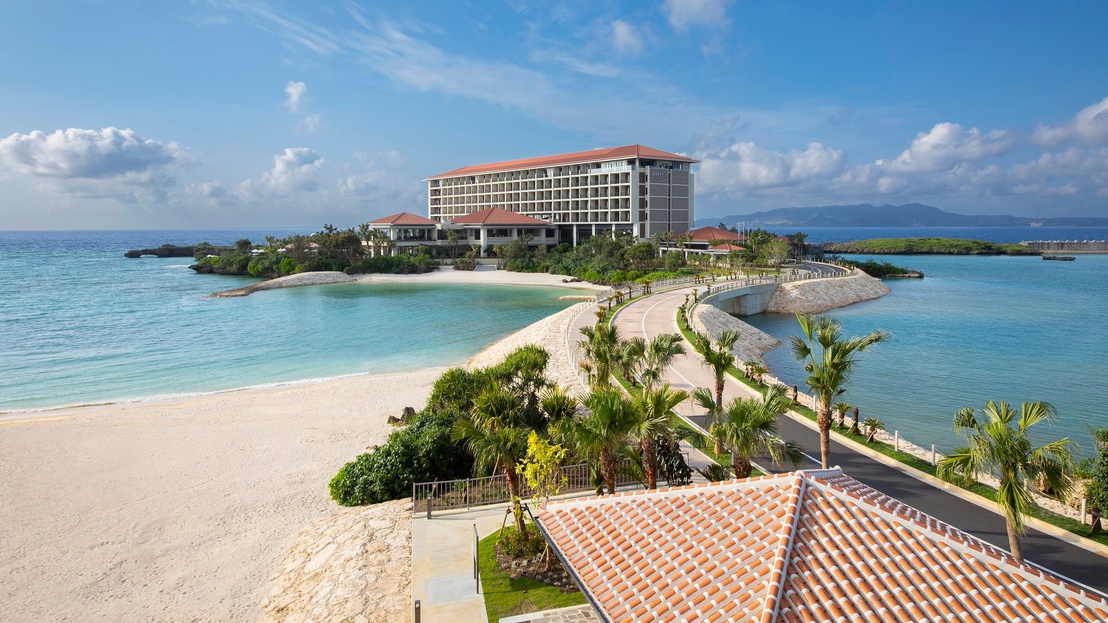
left=0, top=230, right=579, bottom=412
left=742, top=241, right=1108, bottom=457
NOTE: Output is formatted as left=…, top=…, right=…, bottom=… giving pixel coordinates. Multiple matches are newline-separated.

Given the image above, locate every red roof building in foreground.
left=425, top=144, right=698, bottom=246
left=536, top=469, right=1108, bottom=623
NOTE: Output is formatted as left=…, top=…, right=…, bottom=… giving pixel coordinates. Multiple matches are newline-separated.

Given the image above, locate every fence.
left=413, top=459, right=641, bottom=517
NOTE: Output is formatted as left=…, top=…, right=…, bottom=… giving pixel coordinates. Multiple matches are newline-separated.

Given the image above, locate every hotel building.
left=424, top=145, right=698, bottom=246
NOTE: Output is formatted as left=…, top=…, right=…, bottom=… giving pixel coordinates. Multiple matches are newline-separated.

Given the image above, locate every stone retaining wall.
left=764, top=271, right=890, bottom=314
left=690, top=305, right=780, bottom=367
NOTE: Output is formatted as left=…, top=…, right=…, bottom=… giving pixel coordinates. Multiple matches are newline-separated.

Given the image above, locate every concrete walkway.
left=610, top=284, right=1108, bottom=594
left=411, top=505, right=508, bottom=623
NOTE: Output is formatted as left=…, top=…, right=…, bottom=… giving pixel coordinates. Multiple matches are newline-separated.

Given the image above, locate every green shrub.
left=496, top=524, right=546, bottom=559
left=329, top=409, right=473, bottom=506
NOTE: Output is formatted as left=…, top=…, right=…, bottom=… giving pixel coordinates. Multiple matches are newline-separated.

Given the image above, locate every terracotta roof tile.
left=689, top=226, right=745, bottom=242
left=535, top=469, right=1108, bottom=623
left=450, top=206, right=551, bottom=226
left=366, top=211, right=438, bottom=226
left=427, top=144, right=698, bottom=179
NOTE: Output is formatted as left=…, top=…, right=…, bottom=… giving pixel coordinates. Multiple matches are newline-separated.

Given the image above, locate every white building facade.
left=425, top=144, right=697, bottom=246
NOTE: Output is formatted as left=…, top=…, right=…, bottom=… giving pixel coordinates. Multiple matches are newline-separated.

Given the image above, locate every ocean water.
left=761, top=225, right=1108, bottom=245
left=0, top=230, right=579, bottom=412
left=742, top=253, right=1108, bottom=457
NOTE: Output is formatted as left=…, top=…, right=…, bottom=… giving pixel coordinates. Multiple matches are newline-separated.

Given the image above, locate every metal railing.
left=413, top=459, right=642, bottom=516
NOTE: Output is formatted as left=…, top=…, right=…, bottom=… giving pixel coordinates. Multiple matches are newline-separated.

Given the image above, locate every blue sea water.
left=761, top=225, right=1108, bottom=245
left=0, top=230, right=579, bottom=412
left=742, top=251, right=1108, bottom=457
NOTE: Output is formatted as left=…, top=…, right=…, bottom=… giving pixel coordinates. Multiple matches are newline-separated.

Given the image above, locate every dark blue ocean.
left=0, top=230, right=578, bottom=411
left=743, top=226, right=1108, bottom=457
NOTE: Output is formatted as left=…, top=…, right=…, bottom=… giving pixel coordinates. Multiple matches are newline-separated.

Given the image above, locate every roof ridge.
left=759, top=472, right=808, bottom=623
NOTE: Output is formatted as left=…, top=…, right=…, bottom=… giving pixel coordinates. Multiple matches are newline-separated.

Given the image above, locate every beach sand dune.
left=0, top=369, right=441, bottom=622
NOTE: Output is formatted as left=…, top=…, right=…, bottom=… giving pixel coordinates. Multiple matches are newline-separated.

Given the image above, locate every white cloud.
left=0, top=127, right=184, bottom=180
left=258, top=147, right=323, bottom=192
left=662, top=0, right=731, bottom=32
left=612, top=20, right=644, bottom=56
left=284, top=80, right=307, bottom=112
left=298, top=113, right=322, bottom=135
left=887, top=122, right=1016, bottom=173
left=698, top=142, right=844, bottom=194
left=1032, top=97, right=1108, bottom=147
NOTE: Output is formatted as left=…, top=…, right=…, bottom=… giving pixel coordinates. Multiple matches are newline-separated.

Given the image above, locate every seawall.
left=763, top=271, right=890, bottom=314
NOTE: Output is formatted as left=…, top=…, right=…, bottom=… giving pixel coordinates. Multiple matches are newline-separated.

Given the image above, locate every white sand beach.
left=0, top=268, right=596, bottom=622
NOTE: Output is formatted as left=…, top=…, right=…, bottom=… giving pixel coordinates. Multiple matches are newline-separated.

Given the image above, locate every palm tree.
left=578, top=322, right=622, bottom=389
left=744, top=360, right=769, bottom=386
left=936, top=400, right=1075, bottom=562
left=790, top=313, right=888, bottom=469
left=692, top=386, right=723, bottom=455
left=575, top=387, right=638, bottom=494
left=616, top=336, right=647, bottom=386
left=451, top=383, right=530, bottom=530
left=631, top=384, right=690, bottom=489
left=640, top=333, right=687, bottom=391
left=1087, top=428, right=1108, bottom=536
left=863, top=417, right=884, bottom=443
left=710, top=384, right=805, bottom=479
left=833, top=401, right=852, bottom=430
left=694, top=330, right=739, bottom=453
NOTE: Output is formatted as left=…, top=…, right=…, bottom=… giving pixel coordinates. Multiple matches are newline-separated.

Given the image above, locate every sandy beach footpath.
left=0, top=267, right=600, bottom=622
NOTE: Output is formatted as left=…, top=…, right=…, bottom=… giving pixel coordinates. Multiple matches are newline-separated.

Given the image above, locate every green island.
left=833, top=258, right=924, bottom=278
left=824, top=237, right=1039, bottom=255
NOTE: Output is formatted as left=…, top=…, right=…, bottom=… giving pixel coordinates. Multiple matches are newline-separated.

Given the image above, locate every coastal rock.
left=124, top=244, right=197, bottom=258
left=763, top=271, right=890, bottom=314
left=208, top=271, right=356, bottom=298
left=690, top=305, right=780, bottom=367
left=260, top=499, right=412, bottom=623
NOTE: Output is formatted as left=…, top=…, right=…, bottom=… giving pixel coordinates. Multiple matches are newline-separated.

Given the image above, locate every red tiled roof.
left=535, top=469, right=1108, bottom=623
left=689, top=226, right=744, bottom=242
left=426, top=144, right=699, bottom=180
left=450, top=207, right=550, bottom=226
left=709, top=243, right=745, bottom=252
left=367, top=212, right=438, bottom=226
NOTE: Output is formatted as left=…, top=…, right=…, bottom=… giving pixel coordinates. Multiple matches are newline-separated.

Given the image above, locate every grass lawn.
left=478, top=529, right=587, bottom=623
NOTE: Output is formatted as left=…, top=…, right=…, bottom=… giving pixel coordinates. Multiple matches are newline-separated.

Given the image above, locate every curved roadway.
left=607, top=283, right=1108, bottom=594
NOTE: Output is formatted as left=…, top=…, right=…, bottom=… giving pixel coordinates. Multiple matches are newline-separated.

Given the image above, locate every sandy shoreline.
left=0, top=267, right=599, bottom=622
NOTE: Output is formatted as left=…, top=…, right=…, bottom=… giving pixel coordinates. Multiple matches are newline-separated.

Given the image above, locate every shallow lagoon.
left=743, top=253, right=1108, bottom=456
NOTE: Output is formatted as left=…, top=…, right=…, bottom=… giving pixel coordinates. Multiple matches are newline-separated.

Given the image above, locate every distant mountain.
left=699, top=204, right=1108, bottom=228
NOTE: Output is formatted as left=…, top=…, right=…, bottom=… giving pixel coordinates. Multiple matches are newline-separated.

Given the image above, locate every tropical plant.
left=575, top=387, right=638, bottom=494
left=936, top=400, right=1075, bottom=562
left=863, top=417, right=884, bottom=443
left=578, top=322, right=622, bottom=389
left=616, top=336, right=647, bottom=386
left=452, top=383, right=531, bottom=530
left=692, top=386, right=723, bottom=454
left=709, top=384, right=805, bottom=479
left=848, top=406, right=863, bottom=436
left=1086, top=427, right=1108, bottom=535
left=631, top=384, right=690, bottom=489
left=696, top=463, right=733, bottom=482
left=744, top=360, right=769, bottom=386
left=518, top=431, right=567, bottom=510
left=693, top=329, right=739, bottom=453
left=833, top=401, right=852, bottom=430
left=790, top=313, right=889, bottom=469
left=640, top=333, right=687, bottom=391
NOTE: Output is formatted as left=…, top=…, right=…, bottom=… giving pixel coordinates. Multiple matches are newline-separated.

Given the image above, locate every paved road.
left=609, top=284, right=1108, bottom=594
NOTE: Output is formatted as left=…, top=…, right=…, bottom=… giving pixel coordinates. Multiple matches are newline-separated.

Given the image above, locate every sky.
left=1, top=0, right=1107, bottom=230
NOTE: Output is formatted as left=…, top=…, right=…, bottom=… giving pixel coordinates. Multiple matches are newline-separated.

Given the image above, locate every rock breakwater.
left=764, top=271, right=890, bottom=314
left=208, top=271, right=356, bottom=297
